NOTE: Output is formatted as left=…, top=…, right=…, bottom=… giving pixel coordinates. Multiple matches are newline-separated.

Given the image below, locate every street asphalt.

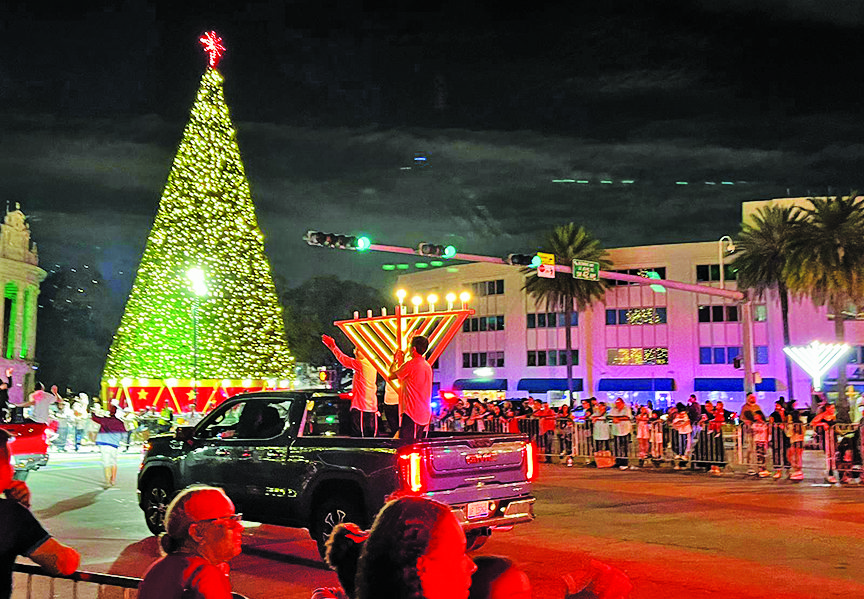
left=12, top=447, right=864, bottom=598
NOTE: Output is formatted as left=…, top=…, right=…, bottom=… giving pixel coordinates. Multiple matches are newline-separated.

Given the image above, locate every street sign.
left=537, top=252, right=555, bottom=278
left=572, top=259, right=600, bottom=281
left=538, top=263, right=555, bottom=278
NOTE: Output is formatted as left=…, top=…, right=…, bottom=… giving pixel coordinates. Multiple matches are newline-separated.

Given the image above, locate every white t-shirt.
left=331, top=346, right=378, bottom=412
left=394, top=354, right=432, bottom=426
left=28, top=390, right=54, bottom=424
left=383, top=383, right=400, bottom=406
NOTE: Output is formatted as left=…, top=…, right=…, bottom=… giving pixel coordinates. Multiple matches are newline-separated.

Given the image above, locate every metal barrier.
left=432, top=416, right=864, bottom=480
left=12, top=563, right=250, bottom=599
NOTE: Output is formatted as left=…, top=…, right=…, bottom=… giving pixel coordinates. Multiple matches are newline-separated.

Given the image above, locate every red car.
left=1, top=421, right=50, bottom=480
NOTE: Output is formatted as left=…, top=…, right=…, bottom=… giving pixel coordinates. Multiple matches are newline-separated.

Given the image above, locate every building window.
left=609, top=267, right=667, bottom=286
left=754, top=304, right=768, bottom=322
left=463, top=351, right=504, bottom=368
left=606, top=347, right=669, bottom=365
left=463, top=315, right=505, bottom=332
left=699, top=346, right=742, bottom=364
left=698, top=305, right=740, bottom=322
left=755, top=346, right=769, bottom=364
left=471, top=279, right=505, bottom=297
left=557, top=349, right=579, bottom=365
left=696, top=264, right=738, bottom=282
left=527, top=313, right=536, bottom=329
left=537, top=313, right=547, bottom=328
left=527, top=350, right=551, bottom=367
left=606, top=307, right=666, bottom=325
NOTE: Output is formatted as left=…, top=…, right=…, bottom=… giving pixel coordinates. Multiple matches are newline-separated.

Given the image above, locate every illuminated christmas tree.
left=102, top=33, right=294, bottom=410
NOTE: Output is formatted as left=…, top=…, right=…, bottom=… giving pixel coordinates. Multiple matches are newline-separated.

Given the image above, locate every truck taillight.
left=397, top=447, right=425, bottom=493
left=523, top=442, right=537, bottom=481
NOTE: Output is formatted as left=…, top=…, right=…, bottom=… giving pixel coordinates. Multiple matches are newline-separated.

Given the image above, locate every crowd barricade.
left=12, top=563, right=250, bottom=599
left=432, top=416, right=864, bottom=478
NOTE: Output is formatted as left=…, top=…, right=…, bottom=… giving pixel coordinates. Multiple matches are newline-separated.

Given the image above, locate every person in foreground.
left=469, top=555, right=532, bottom=599
left=0, top=429, right=80, bottom=599
left=355, top=496, right=477, bottom=599
left=138, top=485, right=243, bottom=599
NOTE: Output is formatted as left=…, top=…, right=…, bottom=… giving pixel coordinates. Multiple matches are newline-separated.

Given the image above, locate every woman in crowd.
left=355, top=496, right=477, bottom=599
left=138, top=485, right=243, bottom=599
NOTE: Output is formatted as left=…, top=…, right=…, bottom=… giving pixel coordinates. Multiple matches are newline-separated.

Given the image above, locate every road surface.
left=13, top=449, right=864, bottom=598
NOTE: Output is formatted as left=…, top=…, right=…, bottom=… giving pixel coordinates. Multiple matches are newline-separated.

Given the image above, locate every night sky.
left=3, top=0, right=864, bottom=302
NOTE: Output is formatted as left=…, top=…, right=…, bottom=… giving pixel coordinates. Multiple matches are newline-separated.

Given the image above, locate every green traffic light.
left=443, top=245, right=457, bottom=258
left=530, top=255, right=541, bottom=268
left=356, top=236, right=371, bottom=251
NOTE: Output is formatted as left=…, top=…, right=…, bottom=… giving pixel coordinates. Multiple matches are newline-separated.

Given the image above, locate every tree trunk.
left=834, top=301, right=850, bottom=422
left=778, top=282, right=795, bottom=402
left=564, top=302, right=574, bottom=405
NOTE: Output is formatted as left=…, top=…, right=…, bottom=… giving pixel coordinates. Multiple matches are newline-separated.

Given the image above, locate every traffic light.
left=505, top=253, right=541, bottom=267
left=417, top=243, right=457, bottom=258
left=305, top=231, right=371, bottom=251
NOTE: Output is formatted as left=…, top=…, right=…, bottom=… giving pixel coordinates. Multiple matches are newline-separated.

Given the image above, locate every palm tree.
left=731, top=205, right=806, bottom=402
left=785, top=195, right=864, bottom=421
left=523, top=223, right=611, bottom=400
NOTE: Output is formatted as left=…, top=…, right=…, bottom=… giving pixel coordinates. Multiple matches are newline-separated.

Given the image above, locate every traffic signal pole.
left=314, top=236, right=755, bottom=395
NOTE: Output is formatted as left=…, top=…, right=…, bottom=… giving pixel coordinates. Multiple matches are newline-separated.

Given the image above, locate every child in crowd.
left=671, top=403, right=692, bottom=469
left=649, top=410, right=664, bottom=467
left=786, top=410, right=805, bottom=481
left=635, top=406, right=651, bottom=468
left=752, top=411, right=770, bottom=477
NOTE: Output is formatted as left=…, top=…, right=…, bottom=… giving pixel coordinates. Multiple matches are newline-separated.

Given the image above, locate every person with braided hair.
left=355, top=496, right=477, bottom=599
left=312, top=522, right=369, bottom=599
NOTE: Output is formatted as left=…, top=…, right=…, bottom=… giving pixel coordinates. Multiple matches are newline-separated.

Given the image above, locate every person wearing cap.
left=138, top=485, right=243, bottom=599
left=0, top=429, right=80, bottom=599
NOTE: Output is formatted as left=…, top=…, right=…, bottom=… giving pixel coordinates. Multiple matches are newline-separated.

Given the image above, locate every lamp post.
left=186, top=267, right=208, bottom=407
left=718, top=235, right=735, bottom=290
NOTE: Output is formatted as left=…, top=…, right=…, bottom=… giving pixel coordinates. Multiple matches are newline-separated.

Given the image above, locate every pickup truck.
left=137, top=391, right=536, bottom=556
left=1, top=420, right=50, bottom=480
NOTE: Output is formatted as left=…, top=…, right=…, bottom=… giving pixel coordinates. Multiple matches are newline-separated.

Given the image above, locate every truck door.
left=183, top=400, right=246, bottom=501
left=220, top=398, right=297, bottom=522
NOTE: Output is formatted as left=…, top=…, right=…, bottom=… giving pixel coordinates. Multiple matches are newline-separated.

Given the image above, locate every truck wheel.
left=312, top=498, right=363, bottom=560
left=142, top=475, right=174, bottom=536
left=466, top=528, right=491, bottom=551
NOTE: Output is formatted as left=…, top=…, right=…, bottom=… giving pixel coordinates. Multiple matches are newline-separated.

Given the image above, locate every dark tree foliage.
left=281, top=275, right=387, bottom=365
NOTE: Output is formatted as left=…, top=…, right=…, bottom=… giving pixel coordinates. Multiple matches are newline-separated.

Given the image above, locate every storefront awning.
left=516, top=378, right=584, bottom=393
left=452, top=378, right=508, bottom=391
left=693, top=378, right=777, bottom=392
left=598, top=378, right=675, bottom=392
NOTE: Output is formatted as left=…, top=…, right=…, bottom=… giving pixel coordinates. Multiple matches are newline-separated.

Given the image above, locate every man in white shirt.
left=18, top=384, right=61, bottom=425
left=322, top=335, right=379, bottom=437
left=389, top=335, right=432, bottom=442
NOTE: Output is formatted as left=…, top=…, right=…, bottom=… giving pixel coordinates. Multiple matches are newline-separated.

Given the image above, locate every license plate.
left=466, top=500, right=489, bottom=520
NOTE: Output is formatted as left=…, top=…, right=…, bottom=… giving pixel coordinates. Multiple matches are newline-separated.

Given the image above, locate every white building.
left=0, top=205, right=48, bottom=402
left=396, top=199, right=864, bottom=414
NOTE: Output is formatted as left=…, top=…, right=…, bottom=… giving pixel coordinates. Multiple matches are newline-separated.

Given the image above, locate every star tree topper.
left=199, top=31, right=226, bottom=68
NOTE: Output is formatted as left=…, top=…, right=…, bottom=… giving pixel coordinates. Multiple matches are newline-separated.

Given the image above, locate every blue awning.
left=452, top=378, right=508, bottom=391
left=598, top=378, right=675, bottom=392
left=517, top=378, right=584, bottom=393
left=694, top=378, right=777, bottom=392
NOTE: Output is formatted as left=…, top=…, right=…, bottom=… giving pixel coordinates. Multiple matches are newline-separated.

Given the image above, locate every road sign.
left=572, top=259, right=600, bottom=281
left=537, top=252, right=555, bottom=278
left=537, top=263, right=555, bottom=278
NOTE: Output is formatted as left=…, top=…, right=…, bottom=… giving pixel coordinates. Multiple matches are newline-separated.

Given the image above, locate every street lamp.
left=186, top=267, right=208, bottom=407
left=718, top=235, right=735, bottom=290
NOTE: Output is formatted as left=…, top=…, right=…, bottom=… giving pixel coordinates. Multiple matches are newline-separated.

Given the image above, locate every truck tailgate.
left=422, top=434, right=532, bottom=500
